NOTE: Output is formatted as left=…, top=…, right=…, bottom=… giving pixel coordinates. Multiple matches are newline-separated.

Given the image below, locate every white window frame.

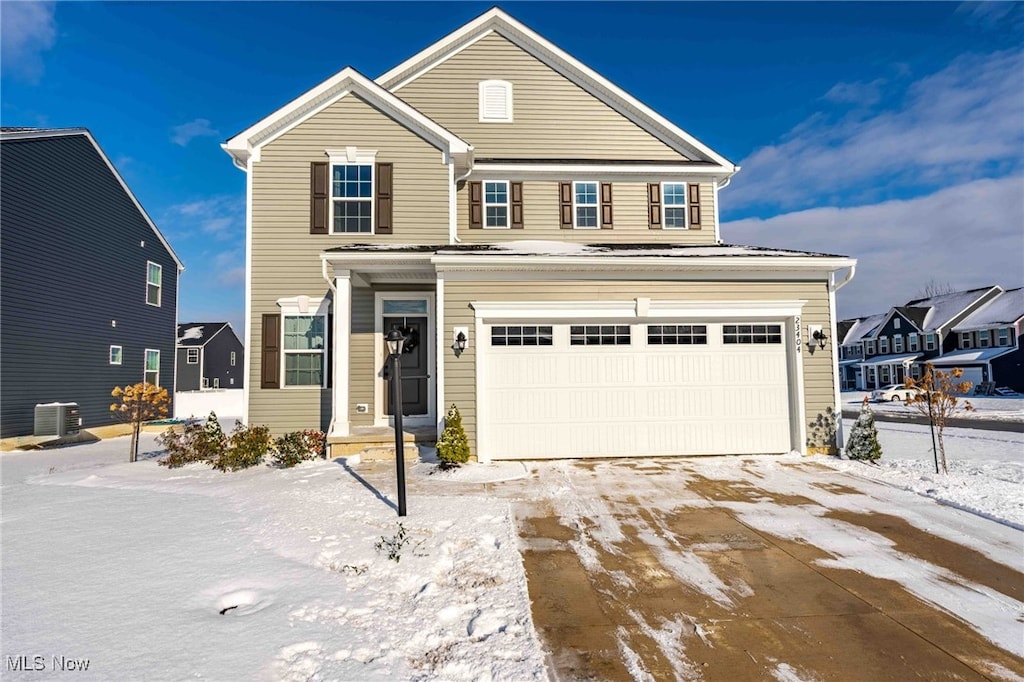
left=144, top=349, right=160, bottom=387
left=186, top=348, right=199, bottom=364
left=282, top=314, right=329, bottom=389
left=960, top=332, right=973, bottom=349
left=202, top=377, right=210, bottom=389
left=879, top=337, right=889, bottom=354
left=483, top=180, right=510, bottom=229
left=893, top=335, right=903, bottom=353
left=661, top=182, right=688, bottom=229
left=326, top=148, right=377, bottom=235
left=572, top=181, right=600, bottom=229
left=925, top=333, right=937, bottom=351
left=997, top=328, right=1011, bottom=347
left=978, top=330, right=991, bottom=348
left=908, top=333, right=919, bottom=352
left=146, top=261, right=162, bottom=307
left=478, top=80, right=513, bottom=122
left=893, top=318, right=901, bottom=330
left=213, top=378, right=220, bottom=389
left=865, top=339, right=876, bottom=355
left=109, top=345, right=122, bottom=365
left=230, top=351, right=237, bottom=366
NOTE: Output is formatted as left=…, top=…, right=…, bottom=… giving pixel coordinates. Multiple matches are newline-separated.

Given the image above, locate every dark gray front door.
left=385, top=316, right=429, bottom=416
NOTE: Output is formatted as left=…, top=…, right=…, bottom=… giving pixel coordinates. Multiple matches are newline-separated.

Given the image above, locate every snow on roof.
left=952, top=288, right=1024, bottom=332
left=903, top=286, right=1000, bottom=332
left=842, top=313, right=887, bottom=344
left=858, top=353, right=923, bottom=367
left=925, top=347, right=1016, bottom=365
left=177, top=322, right=229, bottom=346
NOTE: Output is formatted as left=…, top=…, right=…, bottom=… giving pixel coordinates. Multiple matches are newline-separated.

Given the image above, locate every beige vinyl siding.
left=457, top=181, right=717, bottom=244
left=249, top=94, right=450, bottom=433
left=444, top=278, right=834, bottom=456
left=396, top=33, right=688, bottom=161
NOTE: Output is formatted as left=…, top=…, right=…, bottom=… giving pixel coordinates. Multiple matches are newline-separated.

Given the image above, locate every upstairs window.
left=186, top=348, right=199, bottom=364
left=893, top=335, right=903, bottom=353
left=925, top=333, right=938, bottom=351
left=908, top=334, right=919, bottom=352
left=960, top=332, right=973, bottom=349
left=479, top=80, right=513, bottom=122
left=979, top=330, right=991, bottom=348
left=661, top=182, right=688, bottom=228
left=573, top=182, right=599, bottom=228
left=893, top=318, right=901, bottom=329
left=998, top=328, right=1011, bottom=346
left=332, top=164, right=373, bottom=233
left=879, top=337, right=889, bottom=354
left=484, top=181, right=509, bottom=228
left=865, top=339, right=876, bottom=355
left=146, top=261, right=162, bottom=307
left=231, top=351, right=237, bottom=366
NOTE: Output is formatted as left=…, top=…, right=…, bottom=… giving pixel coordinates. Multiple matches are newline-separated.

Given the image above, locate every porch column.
left=331, top=271, right=351, bottom=438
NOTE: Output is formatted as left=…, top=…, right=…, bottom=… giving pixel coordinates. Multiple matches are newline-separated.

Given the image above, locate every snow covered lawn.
left=842, top=389, right=1024, bottom=422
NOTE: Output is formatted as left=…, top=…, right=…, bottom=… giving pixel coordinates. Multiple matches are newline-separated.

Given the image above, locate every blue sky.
left=3, top=1, right=1022, bottom=333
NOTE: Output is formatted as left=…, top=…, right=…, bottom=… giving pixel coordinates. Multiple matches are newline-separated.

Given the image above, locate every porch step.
left=360, top=444, right=422, bottom=462
left=329, top=425, right=436, bottom=459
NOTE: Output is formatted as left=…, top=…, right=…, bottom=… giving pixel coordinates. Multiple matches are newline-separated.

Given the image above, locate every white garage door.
left=480, top=322, right=793, bottom=460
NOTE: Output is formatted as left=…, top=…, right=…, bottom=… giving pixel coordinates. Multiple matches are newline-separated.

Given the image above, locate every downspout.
left=829, top=264, right=857, bottom=454
left=450, top=166, right=475, bottom=245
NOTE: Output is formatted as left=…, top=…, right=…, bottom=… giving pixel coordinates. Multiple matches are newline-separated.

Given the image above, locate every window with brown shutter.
left=468, top=181, right=483, bottom=229
left=559, top=182, right=573, bottom=229
left=261, top=313, right=281, bottom=389
left=648, top=183, right=662, bottom=229
left=688, top=183, right=701, bottom=230
left=511, top=182, right=523, bottom=229
left=310, top=162, right=329, bottom=234
left=601, top=182, right=613, bottom=229
left=375, top=162, right=393, bottom=234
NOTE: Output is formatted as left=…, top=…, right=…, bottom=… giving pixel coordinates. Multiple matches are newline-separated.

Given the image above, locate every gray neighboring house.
left=0, top=128, right=184, bottom=438
left=176, top=322, right=245, bottom=391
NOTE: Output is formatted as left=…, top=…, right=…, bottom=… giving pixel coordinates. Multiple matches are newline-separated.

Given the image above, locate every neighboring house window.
left=491, top=325, right=553, bottom=346
left=925, top=334, right=937, bottom=351
left=332, top=164, right=373, bottom=233
left=146, top=261, right=162, bottom=306
left=879, top=337, right=889, bottom=354
left=880, top=365, right=891, bottom=384
left=230, top=351, right=237, bottom=366
left=484, top=181, right=509, bottom=228
left=213, top=378, right=220, bottom=388
left=570, top=325, right=631, bottom=346
left=978, top=330, right=991, bottom=348
left=865, top=339, right=876, bottom=355
left=893, top=318, right=901, bottom=330
left=478, top=80, right=513, bottom=122
left=866, top=366, right=876, bottom=385
left=186, top=348, right=199, bottom=364
left=908, top=334, right=919, bottom=352
left=998, top=328, right=1011, bottom=346
left=893, top=335, right=903, bottom=353
left=911, top=364, right=922, bottom=379
left=109, top=346, right=122, bottom=365
left=144, top=349, right=160, bottom=386
left=661, top=182, right=687, bottom=228
left=960, top=332, right=973, bottom=349
left=283, top=314, right=326, bottom=387
left=648, top=325, right=708, bottom=345
left=573, top=182, right=599, bottom=228
left=202, top=377, right=209, bottom=388
left=723, top=324, right=782, bottom=344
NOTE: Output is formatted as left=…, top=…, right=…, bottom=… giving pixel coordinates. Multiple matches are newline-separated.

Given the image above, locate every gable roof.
left=376, top=7, right=736, bottom=172
left=841, top=313, right=886, bottom=345
left=222, top=67, right=471, bottom=169
left=952, top=288, right=1024, bottom=332
left=902, top=285, right=1002, bottom=332
left=177, top=322, right=233, bottom=347
left=0, top=128, right=185, bottom=271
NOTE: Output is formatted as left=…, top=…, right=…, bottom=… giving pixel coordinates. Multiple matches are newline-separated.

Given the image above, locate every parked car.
left=871, top=384, right=922, bottom=402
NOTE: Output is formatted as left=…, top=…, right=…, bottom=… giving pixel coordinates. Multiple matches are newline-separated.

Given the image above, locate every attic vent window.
left=479, top=80, right=513, bottom=122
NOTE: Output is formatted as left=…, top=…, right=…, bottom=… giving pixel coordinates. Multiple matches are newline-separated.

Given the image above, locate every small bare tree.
left=917, top=279, right=956, bottom=298
left=905, top=366, right=974, bottom=474
left=110, top=382, right=170, bottom=462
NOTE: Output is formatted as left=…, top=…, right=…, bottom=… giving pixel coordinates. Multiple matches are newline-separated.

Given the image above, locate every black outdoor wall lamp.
left=812, top=329, right=828, bottom=350
left=452, top=331, right=467, bottom=357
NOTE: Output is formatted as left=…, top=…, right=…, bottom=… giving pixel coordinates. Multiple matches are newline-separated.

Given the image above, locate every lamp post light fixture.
left=384, top=328, right=408, bottom=517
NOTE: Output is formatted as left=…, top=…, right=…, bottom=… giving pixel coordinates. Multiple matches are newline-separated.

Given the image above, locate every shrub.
left=272, top=429, right=326, bottom=468
left=110, top=382, right=170, bottom=462
left=846, top=400, right=882, bottom=462
left=806, top=406, right=837, bottom=454
left=437, top=404, right=470, bottom=466
left=159, top=412, right=227, bottom=468
left=212, top=423, right=274, bottom=472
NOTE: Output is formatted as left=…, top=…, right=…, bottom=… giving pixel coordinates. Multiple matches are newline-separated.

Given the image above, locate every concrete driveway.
left=494, top=457, right=1024, bottom=681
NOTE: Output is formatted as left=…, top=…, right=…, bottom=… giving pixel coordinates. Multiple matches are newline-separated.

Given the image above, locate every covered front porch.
left=859, top=353, right=922, bottom=389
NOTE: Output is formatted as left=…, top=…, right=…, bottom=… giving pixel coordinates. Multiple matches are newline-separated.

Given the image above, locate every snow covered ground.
left=842, top=389, right=1024, bottom=422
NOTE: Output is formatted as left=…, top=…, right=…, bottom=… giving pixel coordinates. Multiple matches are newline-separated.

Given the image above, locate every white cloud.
left=722, top=176, right=1024, bottom=319
left=729, top=50, right=1024, bottom=211
left=213, top=250, right=245, bottom=287
left=0, top=1, right=57, bottom=83
left=163, top=196, right=241, bottom=240
left=171, top=118, right=219, bottom=147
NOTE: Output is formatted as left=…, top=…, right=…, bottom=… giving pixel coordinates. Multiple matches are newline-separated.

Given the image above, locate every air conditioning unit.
left=34, top=402, right=81, bottom=437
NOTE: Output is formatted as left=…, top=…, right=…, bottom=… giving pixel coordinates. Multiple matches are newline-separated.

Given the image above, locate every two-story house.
left=1, top=128, right=183, bottom=438
left=222, top=8, right=856, bottom=460
left=176, top=322, right=245, bottom=391
left=936, top=288, right=1023, bottom=392
left=856, top=286, right=1002, bottom=390
left=836, top=313, right=884, bottom=390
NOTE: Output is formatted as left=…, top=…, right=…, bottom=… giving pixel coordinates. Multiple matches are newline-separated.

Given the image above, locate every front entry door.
left=384, top=316, right=429, bottom=416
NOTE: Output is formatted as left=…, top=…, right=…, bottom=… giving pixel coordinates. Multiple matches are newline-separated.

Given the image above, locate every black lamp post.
left=385, top=328, right=408, bottom=516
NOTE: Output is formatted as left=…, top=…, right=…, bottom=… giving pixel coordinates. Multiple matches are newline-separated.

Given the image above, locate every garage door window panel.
left=648, top=324, right=707, bottom=345
left=723, top=324, right=783, bottom=344
left=570, top=324, right=631, bottom=346
left=491, top=325, right=553, bottom=347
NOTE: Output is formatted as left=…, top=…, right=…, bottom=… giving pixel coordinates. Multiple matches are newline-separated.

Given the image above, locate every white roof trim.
left=222, top=67, right=471, bottom=168
left=2, top=128, right=184, bottom=271
left=432, top=253, right=855, bottom=272
left=858, top=353, right=922, bottom=367
left=470, top=299, right=806, bottom=320
left=468, top=162, right=733, bottom=180
left=864, top=308, right=923, bottom=338
left=376, top=8, right=736, bottom=170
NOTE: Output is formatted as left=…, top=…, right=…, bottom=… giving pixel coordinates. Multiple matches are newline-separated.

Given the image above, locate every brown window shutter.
left=559, top=182, right=573, bottom=229
left=468, top=181, right=483, bottom=229
left=510, top=182, right=524, bottom=229
left=600, top=182, right=613, bottom=229
left=688, top=183, right=701, bottom=230
left=261, top=313, right=280, bottom=389
left=310, top=162, right=329, bottom=234
left=648, top=183, right=662, bottom=229
left=375, top=162, right=393, bottom=234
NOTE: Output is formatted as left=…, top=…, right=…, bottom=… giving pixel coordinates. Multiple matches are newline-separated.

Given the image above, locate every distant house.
left=0, top=128, right=184, bottom=437
left=836, top=313, right=885, bottom=390
left=939, top=288, right=1024, bottom=392
left=176, top=323, right=245, bottom=391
